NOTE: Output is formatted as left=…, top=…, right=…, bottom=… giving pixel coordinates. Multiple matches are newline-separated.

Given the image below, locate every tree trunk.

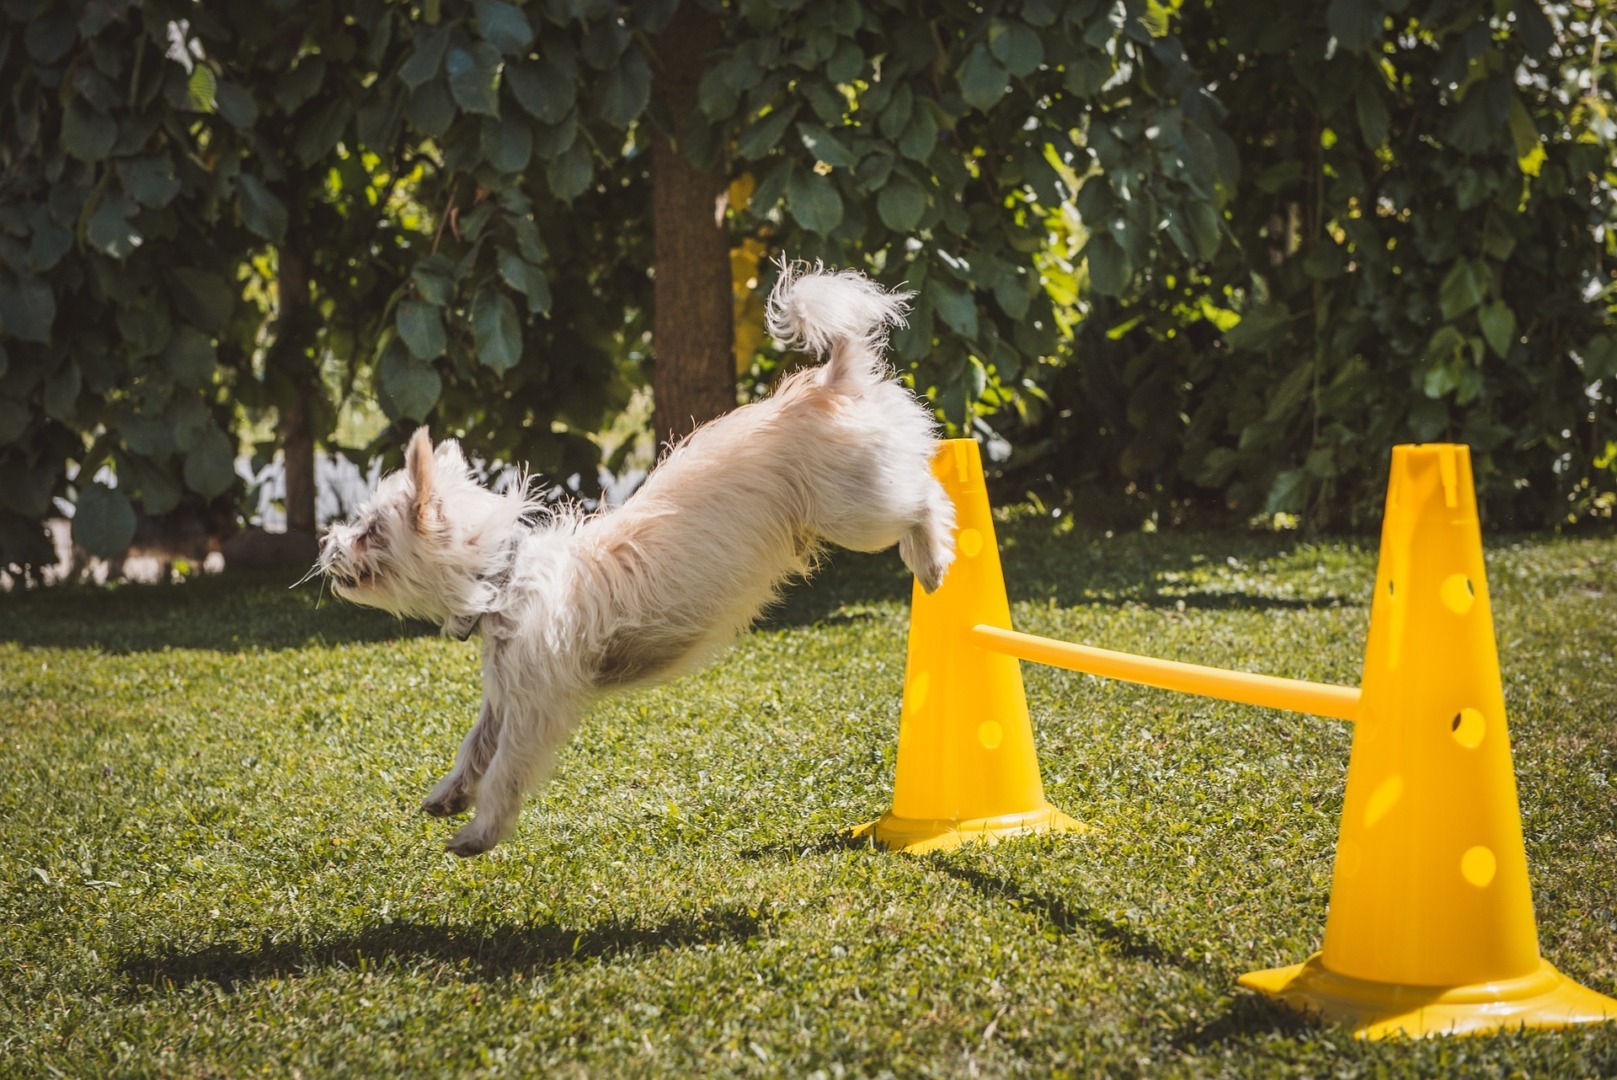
left=650, top=3, right=734, bottom=448
left=275, top=247, right=317, bottom=535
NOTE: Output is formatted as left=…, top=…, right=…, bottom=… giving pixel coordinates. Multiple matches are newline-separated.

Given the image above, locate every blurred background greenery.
left=2, top=0, right=1614, bottom=573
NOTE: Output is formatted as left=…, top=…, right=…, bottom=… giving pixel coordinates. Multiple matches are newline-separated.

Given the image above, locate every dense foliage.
left=1016, top=0, right=1617, bottom=529
left=1, top=0, right=1612, bottom=572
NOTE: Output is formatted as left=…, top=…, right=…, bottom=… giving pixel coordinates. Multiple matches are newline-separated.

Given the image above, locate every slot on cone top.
left=1240, top=444, right=1617, bottom=1037
left=853, top=439, right=1082, bottom=853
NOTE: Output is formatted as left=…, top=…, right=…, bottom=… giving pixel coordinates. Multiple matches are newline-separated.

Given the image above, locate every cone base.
left=850, top=804, right=1086, bottom=854
left=1239, top=953, right=1617, bottom=1039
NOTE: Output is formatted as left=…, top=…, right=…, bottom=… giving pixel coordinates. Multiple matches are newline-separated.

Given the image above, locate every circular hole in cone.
left=1451, top=707, right=1486, bottom=749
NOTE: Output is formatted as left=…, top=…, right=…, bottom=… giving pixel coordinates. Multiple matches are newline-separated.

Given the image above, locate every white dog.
left=317, top=264, right=955, bottom=855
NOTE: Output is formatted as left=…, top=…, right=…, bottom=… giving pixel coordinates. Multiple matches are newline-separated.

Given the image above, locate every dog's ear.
left=406, top=426, right=436, bottom=527
left=434, top=438, right=468, bottom=470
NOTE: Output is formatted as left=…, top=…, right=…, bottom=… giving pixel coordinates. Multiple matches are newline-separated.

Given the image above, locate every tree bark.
left=650, top=3, right=734, bottom=448
left=275, top=246, right=317, bottom=535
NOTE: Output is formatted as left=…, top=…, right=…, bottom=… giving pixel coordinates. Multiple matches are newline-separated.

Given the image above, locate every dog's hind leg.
left=421, top=698, right=501, bottom=818
left=444, top=700, right=574, bottom=856
left=897, top=477, right=957, bottom=593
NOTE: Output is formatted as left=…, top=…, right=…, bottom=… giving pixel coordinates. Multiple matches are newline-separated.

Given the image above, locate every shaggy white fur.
left=317, top=264, right=955, bottom=855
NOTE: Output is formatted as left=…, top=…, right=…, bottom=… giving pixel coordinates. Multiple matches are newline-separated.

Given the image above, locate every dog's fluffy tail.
left=766, top=260, right=912, bottom=392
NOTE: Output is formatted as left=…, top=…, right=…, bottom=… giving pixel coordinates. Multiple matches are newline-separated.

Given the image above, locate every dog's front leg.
left=444, top=699, right=574, bottom=857
left=421, top=697, right=501, bottom=818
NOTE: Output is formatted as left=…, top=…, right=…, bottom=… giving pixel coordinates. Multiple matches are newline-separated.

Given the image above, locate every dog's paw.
left=444, top=824, right=494, bottom=857
left=420, top=790, right=470, bottom=818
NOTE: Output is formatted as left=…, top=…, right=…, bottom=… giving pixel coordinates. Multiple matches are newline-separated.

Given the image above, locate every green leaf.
left=582, top=19, right=630, bottom=69
left=506, top=55, right=576, bottom=124
left=532, top=110, right=578, bottom=159
left=294, top=98, right=353, bottom=166
left=879, top=82, right=913, bottom=140
left=959, top=46, right=1009, bottom=112
left=0, top=277, right=56, bottom=344
left=1581, top=337, right=1617, bottom=382
left=126, top=457, right=181, bottom=515
left=447, top=41, right=503, bottom=117
left=119, top=155, right=181, bottom=208
left=1224, top=302, right=1292, bottom=351
left=188, top=65, right=217, bottom=113
left=397, top=299, right=448, bottom=360
left=1187, top=200, right=1221, bottom=261
left=168, top=268, right=236, bottom=335
left=62, top=100, right=118, bottom=162
left=738, top=106, right=797, bottom=160
left=401, top=27, right=452, bottom=89
left=509, top=215, right=548, bottom=264
left=988, top=20, right=1044, bottom=78
left=876, top=175, right=926, bottom=232
left=72, top=482, right=137, bottom=560
left=1137, top=0, right=1173, bottom=37
left=215, top=81, right=259, bottom=128
left=994, top=275, right=1030, bottom=320
left=474, top=0, right=534, bottom=54
left=26, top=209, right=72, bottom=271
left=1264, top=362, right=1314, bottom=423
left=1263, top=468, right=1307, bottom=515
left=378, top=342, right=443, bottom=421
left=274, top=56, right=326, bottom=113
left=596, top=51, right=650, bottom=128
left=797, top=123, right=858, bottom=169
left=87, top=191, right=141, bottom=259
left=237, top=174, right=288, bottom=245
left=480, top=116, right=533, bottom=172
left=412, top=255, right=458, bottom=306
left=1083, top=233, right=1133, bottom=297
left=497, top=248, right=552, bottom=314
left=1477, top=299, right=1516, bottom=359
left=183, top=422, right=237, bottom=498
left=1439, top=258, right=1485, bottom=321
left=897, top=107, right=937, bottom=161
left=472, top=287, right=522, bottom=373
left=408, top=80, right=456, bottom=137
left=931, top=280, right=979, bottom=339
left=1327, top=0, right=1382, bottom=52
left=25, top=9, right=75, bottom=64
left=1506, top=96, right=1543, bottom=175
left=163, top=325, right=217, bottom=389
left=786, top=170, right=843, bottom=235
left=1355, top=87, right=1389, bottom=148
left=545, top=142, right=593, bottom=201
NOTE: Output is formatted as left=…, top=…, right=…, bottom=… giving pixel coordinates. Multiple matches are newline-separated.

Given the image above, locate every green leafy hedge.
left=1, top=0, right=1612, bottom=571
left=1009, top=0, right=1617, bottom=529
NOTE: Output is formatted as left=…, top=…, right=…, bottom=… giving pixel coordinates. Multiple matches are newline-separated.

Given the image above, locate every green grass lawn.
left=3, top=517, right=1614, bottom=1077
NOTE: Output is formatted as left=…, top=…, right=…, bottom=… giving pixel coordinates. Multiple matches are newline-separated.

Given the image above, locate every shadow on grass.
left=2, top=522, right=1367, bottom=652
left=0, top=570, right=436, bottom=654
left=1171, top=991, right=1321, bottom=1048
left=926, top=860, right=1220, bottom=977
left=118, top=906, right=763, bottom=992
left=757, top=527, right=1367, bottom=631
left=736, top=829, right=879, bottom=861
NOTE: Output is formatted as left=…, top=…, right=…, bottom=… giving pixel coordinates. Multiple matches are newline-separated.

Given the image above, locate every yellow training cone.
left=852, top=438, right=1082, bottom=853
left=1240, top=443, right=1617, bottom=1037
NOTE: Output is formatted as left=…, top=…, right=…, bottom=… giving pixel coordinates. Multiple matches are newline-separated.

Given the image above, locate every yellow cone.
left=852, top=439, right=1083, bottom=853
left=1240, top=444, right=1617, bottom=1037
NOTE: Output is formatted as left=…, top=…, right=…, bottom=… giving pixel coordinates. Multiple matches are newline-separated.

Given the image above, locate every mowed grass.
left=2, top=517, right=1614, bottom=1077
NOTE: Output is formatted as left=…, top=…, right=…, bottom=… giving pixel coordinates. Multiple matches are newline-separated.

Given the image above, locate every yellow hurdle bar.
left=968, top=624, right=1361, bottom=722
